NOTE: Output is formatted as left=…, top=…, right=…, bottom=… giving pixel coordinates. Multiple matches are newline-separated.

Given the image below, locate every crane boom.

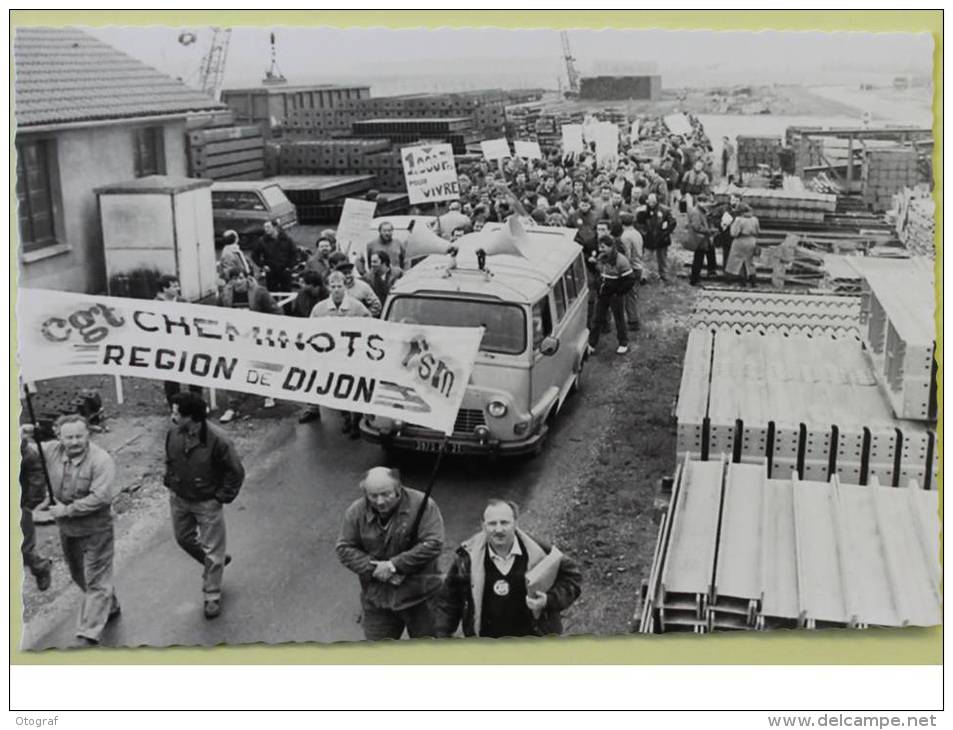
left=560, top=30, right=580, bottom=95
left=198, top=27, right=231, bottom=100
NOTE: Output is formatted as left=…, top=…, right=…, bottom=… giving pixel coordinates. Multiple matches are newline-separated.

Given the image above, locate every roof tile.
left=14, top=27, right=227, bottom=128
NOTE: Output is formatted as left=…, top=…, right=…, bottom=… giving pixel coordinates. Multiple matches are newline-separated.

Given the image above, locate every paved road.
left=24, top=391, right=585, bottom=649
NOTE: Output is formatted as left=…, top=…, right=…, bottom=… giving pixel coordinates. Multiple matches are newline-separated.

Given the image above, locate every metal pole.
left=22, top=384, right=56, bottom=504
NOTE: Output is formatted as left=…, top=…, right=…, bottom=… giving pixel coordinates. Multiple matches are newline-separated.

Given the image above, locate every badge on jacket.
left=493, top=579, right=510, bottom=597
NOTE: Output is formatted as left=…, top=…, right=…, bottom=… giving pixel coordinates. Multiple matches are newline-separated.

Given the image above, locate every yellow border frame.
left=9, top=9, right=942, bottom=665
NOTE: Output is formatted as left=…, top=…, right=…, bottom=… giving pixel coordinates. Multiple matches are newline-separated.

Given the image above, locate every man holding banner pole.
left=336, top=466, right=445, bottom=641
left=22, top=414, right=121, bottom=646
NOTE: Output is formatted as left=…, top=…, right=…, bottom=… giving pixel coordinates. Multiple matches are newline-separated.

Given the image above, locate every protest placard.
left=514, top=140, right=542, bottom=160
left=335, top=198, right=377, bottom=258
left=560, top=124, right=584, bottom=155
left=594, top=122, right=619, bottom=167
left=480, top=137, right=512, bottom=161
left=17, top=289, right=484, bottom=435
left=401, top=143, right=459, bottom=206
left=664, top=113, right=693, bottom=137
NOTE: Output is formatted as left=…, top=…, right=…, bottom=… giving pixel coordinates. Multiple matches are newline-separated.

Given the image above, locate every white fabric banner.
left=400, top=143, right=460, bottom=206
left=17, top=289, right=484, bottom=435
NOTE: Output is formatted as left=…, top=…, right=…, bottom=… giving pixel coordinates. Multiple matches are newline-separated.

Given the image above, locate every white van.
left=360, top=222, right=590, bottom=457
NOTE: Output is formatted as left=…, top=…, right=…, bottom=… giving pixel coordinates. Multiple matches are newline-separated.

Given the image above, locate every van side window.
left=236, top=192, right=266, bottom=211
left=572, top=254, right=587, bottom=294
left=554, top=277, right=568, bottom=320
left=531, top=298, right=553, bottom=350
left=562, top=268, right=577, bottom=303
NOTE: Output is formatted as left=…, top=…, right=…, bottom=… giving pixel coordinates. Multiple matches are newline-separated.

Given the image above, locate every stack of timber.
left=638, top=458, right=940, bottom=633
left=187, top=126, right=265, bottom=181
left=850, top=257, right=937, bottom=421
left=674, top=329, right=938, bottom=489
left=690, top=289, right=861, bottom=338
left=713, top=187, right=836, bottom=224
left=266, top=174, right=376, bottom=223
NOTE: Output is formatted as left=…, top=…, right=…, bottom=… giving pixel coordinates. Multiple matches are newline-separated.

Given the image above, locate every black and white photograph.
left=13, top=19, right=938, bottom=655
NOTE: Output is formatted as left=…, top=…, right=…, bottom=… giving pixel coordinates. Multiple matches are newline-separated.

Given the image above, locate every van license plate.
left=413, top=440, right=462, bottom=454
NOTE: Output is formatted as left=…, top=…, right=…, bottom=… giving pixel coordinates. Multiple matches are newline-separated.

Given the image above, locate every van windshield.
left=261, top=186, right=290, bottom=208
left=386, top=295, right=526, bottom=355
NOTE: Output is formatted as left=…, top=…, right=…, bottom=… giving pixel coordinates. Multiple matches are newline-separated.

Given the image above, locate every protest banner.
left=560, top=124, right=584, bottom=155
left=401, top=143, right=459, bottom=206
left=335, top=198, right=378, bottom=260
left=513, top=140, right=543, bottom=160
left=17, top=289, right=484, bottom=435
left=480, top=138, right=512, bottom=161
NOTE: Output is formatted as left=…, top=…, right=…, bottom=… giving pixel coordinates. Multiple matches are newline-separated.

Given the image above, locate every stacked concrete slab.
left=639, top=459, right=940, bottom=633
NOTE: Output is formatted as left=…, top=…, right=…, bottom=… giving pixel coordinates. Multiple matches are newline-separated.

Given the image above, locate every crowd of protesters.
left=206, top=113, right=756, bottom=411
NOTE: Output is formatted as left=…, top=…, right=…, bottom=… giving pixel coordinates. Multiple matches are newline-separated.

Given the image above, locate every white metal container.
left=96, top=175, right=216, bottom=301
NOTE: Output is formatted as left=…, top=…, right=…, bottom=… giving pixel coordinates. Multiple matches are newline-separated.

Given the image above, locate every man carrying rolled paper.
left=435, top=499, right=582, bottom=639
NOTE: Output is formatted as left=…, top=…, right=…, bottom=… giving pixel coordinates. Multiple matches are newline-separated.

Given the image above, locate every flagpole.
left=22, top=383, right=56, bottom=504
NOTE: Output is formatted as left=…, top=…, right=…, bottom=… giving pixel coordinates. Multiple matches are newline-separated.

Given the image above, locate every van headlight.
left=487, top=401, right=508, bottom=418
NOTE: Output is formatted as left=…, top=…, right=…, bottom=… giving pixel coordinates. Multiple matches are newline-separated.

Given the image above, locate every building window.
left=15, top=139, right=59, bottom=253
left=134, top=127, right=165, bottom=177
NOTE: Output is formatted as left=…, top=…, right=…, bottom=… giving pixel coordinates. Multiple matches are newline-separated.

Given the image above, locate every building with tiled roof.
left=14, top=27, right=226, bottom=293
left=14, top=26, right=226, bottom=129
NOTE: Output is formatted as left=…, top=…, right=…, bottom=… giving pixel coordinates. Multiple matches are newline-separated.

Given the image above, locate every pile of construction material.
left=351, top=117, right=479, bottom=154
left=850, top=257, right=937, bottom=421
left=639, top=458, right=940, bottom=633
left=736, top=135, right=782, bottom=172
left=264, top=174, right=412, bottom=224
left=713, top=186, right=836, bottom=223
left=892, top=188, right=935, bottom=258
left=187, top=125, right=265, bottom=181
left=276, top=138, right=405, bottom=192
left=675, top=329, right=937, bottom=489
left=690, top=289, right=861, bottom=338
left=863, top=148, right=920, bottom=212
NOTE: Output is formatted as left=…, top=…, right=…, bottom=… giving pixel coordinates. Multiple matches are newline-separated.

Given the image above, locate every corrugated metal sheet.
left=14, top=27, right=226, bottom=128
left=639, top=459, right=940, bottom=633
left=691, top=289, right=862, bottom=338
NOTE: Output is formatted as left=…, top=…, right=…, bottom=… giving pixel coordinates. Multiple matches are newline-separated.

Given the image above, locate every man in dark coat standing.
left=637, top=193, right=677, bottom=283
left=435, top=499, right=582, bottom=639
left=251, top=219, right=297, bottom=293
left=336, top=467, right=445, bottom=640
left=165, top=392, right=245, bottom=619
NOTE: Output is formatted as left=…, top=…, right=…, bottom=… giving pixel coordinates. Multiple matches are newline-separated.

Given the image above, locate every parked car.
left=211, top=181, right=297, bottom=247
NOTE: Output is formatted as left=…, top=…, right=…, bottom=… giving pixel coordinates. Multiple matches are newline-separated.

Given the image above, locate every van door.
left=529, top=294, right=563, bottom=422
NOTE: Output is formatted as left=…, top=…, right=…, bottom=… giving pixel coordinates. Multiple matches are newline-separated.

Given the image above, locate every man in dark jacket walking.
left=637, top=193, right=677, bottom=283
left=165, top=392, right=245, bottom=619
left=435, top=499, right=581, bottom=639
left=336, top=467, right=444, bottom=640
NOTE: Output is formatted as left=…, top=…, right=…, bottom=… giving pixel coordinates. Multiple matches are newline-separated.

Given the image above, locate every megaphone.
left=405, top=219, right=455, bottom=259
left=462, top=215, right=530, bottom=259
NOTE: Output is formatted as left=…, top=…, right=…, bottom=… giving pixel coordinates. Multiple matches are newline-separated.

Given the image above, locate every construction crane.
left=560, top=31, right=580, bottom=97
left=179, top=27, right=231, bottom=100
left=262, top=32, right=287, bottom=85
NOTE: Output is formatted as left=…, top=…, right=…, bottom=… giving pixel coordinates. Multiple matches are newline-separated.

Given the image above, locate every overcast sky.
left=84, top=26, right=933, bottom=93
